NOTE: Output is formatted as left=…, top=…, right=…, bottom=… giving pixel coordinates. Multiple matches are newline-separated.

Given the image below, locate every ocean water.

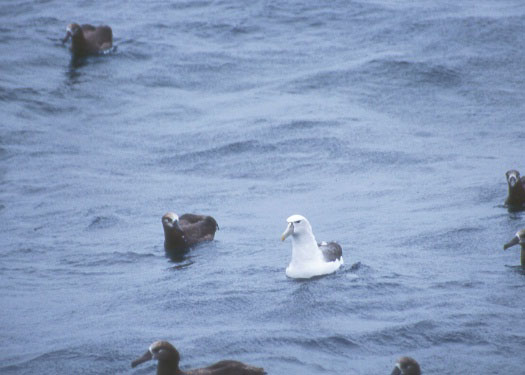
left=1, top=0, right=524, bottom=374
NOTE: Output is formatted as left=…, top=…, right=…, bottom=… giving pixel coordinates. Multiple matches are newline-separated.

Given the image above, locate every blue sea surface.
left=1, top=0, right=524, bottom=374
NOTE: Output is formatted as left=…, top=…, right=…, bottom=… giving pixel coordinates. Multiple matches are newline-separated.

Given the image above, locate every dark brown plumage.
left=503, top=228, right=525, bottom=267
left=62, top=23, right=113, bottom=57
left=505, top=169, right=525, bottom=208
left=131, top=341, right=265, bottom=375
left=390, top=357, right=421, bottom=375
left=162, top=212, right=218, bottom=251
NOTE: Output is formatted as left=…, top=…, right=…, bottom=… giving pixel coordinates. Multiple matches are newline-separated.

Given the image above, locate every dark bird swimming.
left=131, top=341, right=266, bottom=375
left=505, top=169, right=525, bottom=208
left=390, top=357, right=421, bottom=375
left=162, top=212, right=218, bottom=252
left=62, top=23, right=113, bottom=57
left=503, top=228, right=525, bottom=267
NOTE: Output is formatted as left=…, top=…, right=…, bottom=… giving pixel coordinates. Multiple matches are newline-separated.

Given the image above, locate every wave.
left=86, top=215, right=121, bottom=230
left=356, top=316, right=494, bottom=353
left=260, top=334, right=360, bottom=354
left=286, top=57, right=461, bottom=94
left=159, top=135, right=424, bottom=179
left=169, top=140, right=277, bottom=163
left=363, top=59, right=462, bottom=88
left=59, top=251, right=155, bottom=268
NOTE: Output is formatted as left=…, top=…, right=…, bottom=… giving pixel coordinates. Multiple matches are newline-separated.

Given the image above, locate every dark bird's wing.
left=180, top=213, right=209, bottom=224
left=95, top=26, right=112, bottom=48
left=179, top=214, right=218, bottom=245
left=82, top=24, right=112, bottom=50
left=187, top=360, right=265, bottom=375
left=80, top=24, right=96, bottom=32
left=318, top=241, right=342, bottom=262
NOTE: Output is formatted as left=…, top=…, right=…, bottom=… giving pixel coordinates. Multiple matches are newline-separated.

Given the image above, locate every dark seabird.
left=390, top=357, right=421, bottom=375
left=503, top=229, right=525, bottom=267
left=131, top=341, right=266, bottom=375
left=505, top=169, right=525, bottom=207
left=162, top=212, right=218, bottom=251
left=281, top=214, right=343, bottom=279
left=62, top=23, right=113, bottom=57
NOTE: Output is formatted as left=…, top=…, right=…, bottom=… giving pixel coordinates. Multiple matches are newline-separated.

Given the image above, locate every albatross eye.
left=294, top=220, right=301, bottom=224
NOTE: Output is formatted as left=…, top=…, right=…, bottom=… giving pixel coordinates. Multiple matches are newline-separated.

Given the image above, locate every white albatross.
left=281, top=214, right=343, bottom=279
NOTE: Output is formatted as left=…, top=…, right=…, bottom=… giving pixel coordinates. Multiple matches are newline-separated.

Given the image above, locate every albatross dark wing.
left=80, top=24, right=96, bottom=32
left=186, top=360, right=266, bottom=375
left=318, top=242, right=342, bottom=262
left=180, top=213, right=211, bottom=224
left=81, top=24, right=113, bottom=50
left=64, top=23, right=113, bottom=57
left=179, top=214, right=218, bottom=245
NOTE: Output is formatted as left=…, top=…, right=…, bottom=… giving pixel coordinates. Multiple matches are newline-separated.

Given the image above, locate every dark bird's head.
left=503, top=229, right=525, bottom=250
left=62, top=23, right=82, bottom=44
left=161, top=212, right=187, bottom=252
left=162, top=212, right=180, bottom=231
left=391, top=357, right=421, bottom=375
left=132, top=341, right=181, bottom=374
left=506, top=170, right=521, bottom=189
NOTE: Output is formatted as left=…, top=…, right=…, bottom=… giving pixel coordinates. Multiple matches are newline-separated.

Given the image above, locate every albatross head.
left=162, top=212, right=180, bottom=228
left=131, top=340, right=181, bottom=369
left=281, top=214, right=313, bottom=241
left=391, top=357, right=421, bottom=375
left=506, top=169, right=521, bottom=188
left=62, top=23, right=81, bottom=43
left=162, top=212, right=184, bottom=236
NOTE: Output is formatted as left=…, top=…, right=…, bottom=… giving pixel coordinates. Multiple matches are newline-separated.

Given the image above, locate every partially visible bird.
left=505, top=169, right=525, bottom=208
left=131, top=341, right=265, bottom=375
left=503, top=228, right=525, bottom=267
left=390, top=356, right=421, bottom=375
left=162, top=212, right=218, bottom=251
left=62, top=23, right=113, bottom=57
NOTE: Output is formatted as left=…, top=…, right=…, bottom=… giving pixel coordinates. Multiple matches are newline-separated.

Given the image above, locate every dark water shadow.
left=64, top=56, right=87, bottom=84
left=164, top=248, right=190, bottom=263
left=495, top=204, right=524, bottom=219
left=505, top=204, right=525, bottom=214
left=164, top=240, right=217, bottom=268
left=166, top=250, right=195, bottom=270
left=69, top=55, right=89, bottom=69
left=169, top=260, right=195, bottom=270
left=504, top=265, right=525, bottom=275
left=64, top=46, right=117, bottom=84
left=348, top=261, right=362, bottom=271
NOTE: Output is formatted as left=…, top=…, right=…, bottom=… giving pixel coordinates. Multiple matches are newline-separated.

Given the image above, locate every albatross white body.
left=281, top=214, right=343, bottom=279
